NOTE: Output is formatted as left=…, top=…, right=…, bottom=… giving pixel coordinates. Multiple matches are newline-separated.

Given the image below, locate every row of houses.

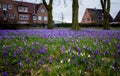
left=0, top=0, right=48, bottom=24
left=0, top=0, right=120, bottom=24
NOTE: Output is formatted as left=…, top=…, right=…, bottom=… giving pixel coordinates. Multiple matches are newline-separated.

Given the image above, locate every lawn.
left=0, top=29, right=120, bottom=76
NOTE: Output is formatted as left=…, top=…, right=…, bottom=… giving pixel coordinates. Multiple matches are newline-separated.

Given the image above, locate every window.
left=18, top=6, right=22, bottom=11
left=0, top=4, right=1, bottom=8
left=87, top=18, right=90, bottom=21
left=3, top=4, right=7, bottom=10
left=24, top=15, right=29, bottom=20
left=19, top=15, right=24, bottom=20
left=24, top=7, right=28, bottom=12
left=8, top=4, right=12, bottom=9
left=33, top=16, right=37, bottom=20
left=9, top=13, right=14, bottom=18
left=38, top=16, right=42, bottom=20
left=44, top=16, right=48, bottom=21
left=82, top=18, right=86, bottom=22
left=41, top=8, right=45, bottom=13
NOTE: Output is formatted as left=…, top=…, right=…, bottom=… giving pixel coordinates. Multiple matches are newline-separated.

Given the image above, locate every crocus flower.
left=13, top=52, right=17, bottom=58
left=60, top=45, right=65, bottom=54
left=46, top=67, right=50, bottom=72
left=104, top=51, right=109, bottom=56
left=18, top=62, right=23, bottom=68
left=117, top=50, right=120, bottom=55
left=118, top=45, right=120, bottom=49
left=2, top=71, right=8, bottom=76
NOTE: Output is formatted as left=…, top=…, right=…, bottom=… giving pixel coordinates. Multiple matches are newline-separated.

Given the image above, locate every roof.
left=87, top=8, right=113, bottom=22
left=114, top=11, right=120, bottom=22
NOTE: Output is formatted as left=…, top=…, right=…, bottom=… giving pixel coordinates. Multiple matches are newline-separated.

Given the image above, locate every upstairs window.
left=8, top=4, right=12, bottom=9
left=3, top=4, right=7, bottom=10
left=24, top=7, right=28, bottom=12
left=18, top=6, right=22, bottom=11
left=18, top=6, right=28, bottom=12
left=41, top=8, right=45, bottom=13
left=9, top=13, right=15, bottom=18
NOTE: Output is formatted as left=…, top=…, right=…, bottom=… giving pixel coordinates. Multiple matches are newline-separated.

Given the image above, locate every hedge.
left=0, top=23, right=120, bottom=29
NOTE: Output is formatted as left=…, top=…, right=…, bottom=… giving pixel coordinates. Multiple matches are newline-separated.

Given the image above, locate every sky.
left=15, top=0, right=120, bottom=23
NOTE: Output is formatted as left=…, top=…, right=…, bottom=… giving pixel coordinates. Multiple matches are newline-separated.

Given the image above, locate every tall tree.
left=100, top=0, right=110, bottom=30
left=42, top=0, right=53, bottom=29
left=72, top=0, right=79, bottom=30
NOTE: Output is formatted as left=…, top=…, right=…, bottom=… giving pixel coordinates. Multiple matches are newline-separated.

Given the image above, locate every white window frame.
left=33, top=16, right=37, bottom=20
left=38, top=16, right=42, bottom=20
left=24, top=15, right=29, bottom=20
left=8, top=4, right=12, bottom=9
left=3, top=4, right=7, bottom=10
left=44, top=16, right=48, bottom=21
left=9, top=13, right=15, bottom=18
left=41, top=8, right=45, bottom=13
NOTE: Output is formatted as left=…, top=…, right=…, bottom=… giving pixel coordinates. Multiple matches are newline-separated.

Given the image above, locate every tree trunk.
left=72, top=0, right=79, bottom=30
left=103, top=10, right=109, bottom=30
left=100, top=0, right=110, bottom=30
left=42, top=0, right=53, bottom=29
left=47, top=2, right=53, bottom=29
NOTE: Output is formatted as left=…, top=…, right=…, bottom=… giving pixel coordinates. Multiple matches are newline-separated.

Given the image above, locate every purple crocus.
left=91, top=55, right=94, bottom=59
left=38, top=47, right=47, bottom=54
left=117, top=50, right=120, bottom=55
left=2, top=46, right=8, bottom=58
left=77, top=47, right=81, bottom=52
left=16, top=46, right=23, bottom=54
left=18, top=62, right=23, bottom=68
left=118, top=45, right=120, bottom=49
left=60, top=45, right=65, bottom=54
left=25, top=58, right=30, bottom=64
left=13, top=52, right=17, bottom=58
left=49, top=58, right=53, bottom=64
left=93, top=50, right=99, bottom=54
left=2, top=71, right=8, bottom=76
left=103, top=51, right=109, bottom=56
left=46, top=67, right=50, bottom=72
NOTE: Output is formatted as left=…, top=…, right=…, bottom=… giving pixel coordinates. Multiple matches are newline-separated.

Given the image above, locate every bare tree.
left=72, top=0, right=79, bottom=30
left=60, top=12, right=64, bottom=23
left=100, top=0, right=110, bottom=30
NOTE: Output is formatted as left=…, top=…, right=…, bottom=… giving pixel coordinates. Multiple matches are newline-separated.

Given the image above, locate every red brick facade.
left=81, top=8, right=113, bottom=23
left=0, top=0, right=48, bottom=24
left=81, top=8, right=92, bottom=23
left=0, top=0, right=18, bottom=24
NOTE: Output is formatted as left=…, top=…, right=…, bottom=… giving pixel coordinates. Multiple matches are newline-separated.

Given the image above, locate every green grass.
left=0, top=35, right=120, bottom=76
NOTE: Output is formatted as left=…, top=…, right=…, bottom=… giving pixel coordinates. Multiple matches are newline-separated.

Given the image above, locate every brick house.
left=0, top=0, right=18, bottom=24
left=0, top=0, right=48, bottom=24
left=81, top=8, right=113, bottom=23
left=114, top=11, right=120, bottom=23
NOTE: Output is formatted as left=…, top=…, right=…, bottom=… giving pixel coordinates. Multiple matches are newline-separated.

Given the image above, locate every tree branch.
left=42, top=0, right=48, bottom=10
left=107, top=0, right=110, bottom=12
left=100, top=0, right=104, bottom=12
